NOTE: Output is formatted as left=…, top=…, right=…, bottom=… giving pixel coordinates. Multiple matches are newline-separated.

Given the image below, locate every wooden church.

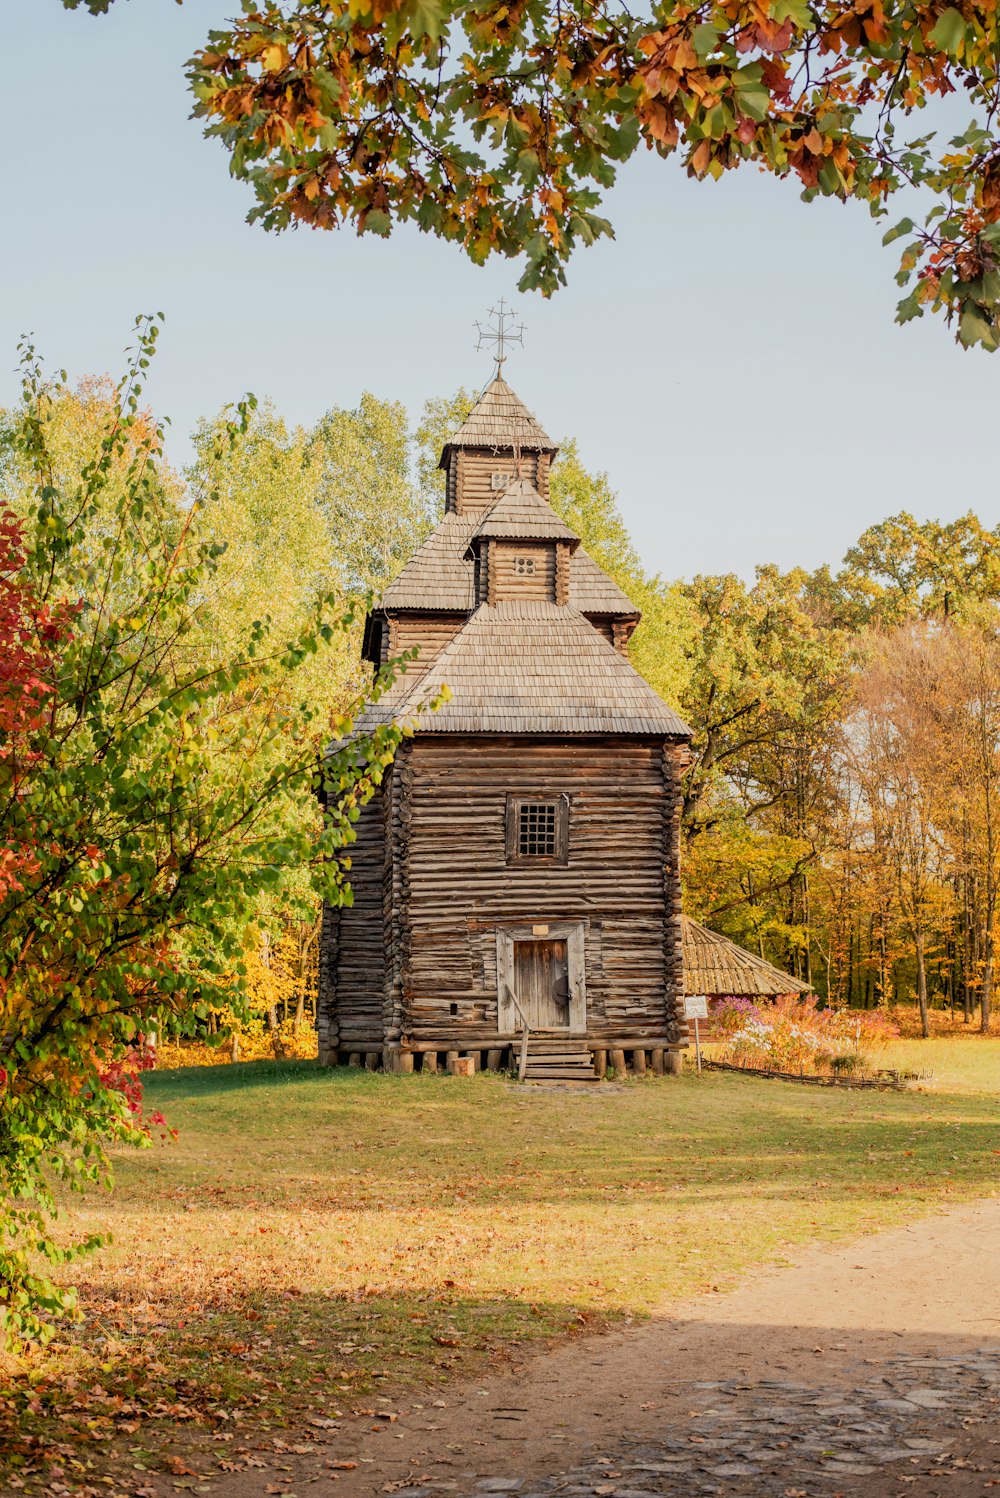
left=317, top=366, right=693, bottom=1082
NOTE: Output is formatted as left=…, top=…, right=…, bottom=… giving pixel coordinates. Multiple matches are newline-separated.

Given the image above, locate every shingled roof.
left=468, top=477, right=580, bottom=548
left=354, top=601, right=691, bottom=737
left=568, top=549, right=639, bottom=616
left=381, top=509, right=637, bottom=616
left=681, top=916, right=811, bottom=997
left=440, top=376, right=555, bottom=458
left=380, top=515, right=476, bottom=611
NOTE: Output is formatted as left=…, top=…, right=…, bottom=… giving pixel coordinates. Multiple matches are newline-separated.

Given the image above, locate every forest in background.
left=5, top=376, right=998, bottom=1046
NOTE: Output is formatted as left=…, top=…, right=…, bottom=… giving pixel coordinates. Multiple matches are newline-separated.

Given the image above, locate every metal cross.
left=475, top=298, right=525, bottom=373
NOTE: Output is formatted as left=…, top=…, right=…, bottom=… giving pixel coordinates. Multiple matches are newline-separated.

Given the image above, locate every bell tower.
left=439, top=302, right=559, bottom=514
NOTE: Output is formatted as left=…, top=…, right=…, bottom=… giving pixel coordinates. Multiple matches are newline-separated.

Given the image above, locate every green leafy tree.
left=312, top=393, right=437, bottom=595
left=414, top=388, right=476, bottom=516
left=673, top=567, right=852, bottom=976
left=0, top=321, right=406, bottom=1346
left=832, top=512, right=1000, bottom=628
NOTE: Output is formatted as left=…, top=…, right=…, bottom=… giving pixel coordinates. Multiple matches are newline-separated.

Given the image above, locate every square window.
left=514, top=556, right=535, bottom=576
left=506, top=795, right=569, bottom=864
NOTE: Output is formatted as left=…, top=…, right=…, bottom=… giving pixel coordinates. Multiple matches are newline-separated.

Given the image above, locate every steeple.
left=438, top=376, right=559, bottom=514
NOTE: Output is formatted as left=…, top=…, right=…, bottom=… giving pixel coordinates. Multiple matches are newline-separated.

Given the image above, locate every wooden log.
left=610, top=1048, right=627, bottom=1077
left=396, top=1051, right=414, bottom=1073
left=365, top=1052, right=379, bottom=1071
left=422, top=1050, right=438, bottom=1074
left=632, top=1048, right=647, bottom=1076
left=651, top=1047, right=665, bottom=1076
left=486, top=1049, right=503, bottom=1072
left=451, top=1056, right=475, bottom=1077
left=594, top=1048, right=607, bottom=1079
left=446, top=1050, right=460, bottom=1075
left=348, top=1052, right=362, bottom=1068
left=666, top=1050, right=683, bottom=1076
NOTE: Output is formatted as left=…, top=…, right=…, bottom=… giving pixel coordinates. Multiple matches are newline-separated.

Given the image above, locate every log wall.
left=489, top=541, right=557, bottom=602
left=388, top=613, right=466, bottom=668
left=398, top=735, right=685, bottom=1049
left=317, top=794, right=386, bottom=1055
left=446, top=449, right=550, bottom=514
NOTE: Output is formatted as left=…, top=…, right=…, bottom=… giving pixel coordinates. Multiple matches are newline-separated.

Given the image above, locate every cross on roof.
left=475, top=298, right=525, bottom=374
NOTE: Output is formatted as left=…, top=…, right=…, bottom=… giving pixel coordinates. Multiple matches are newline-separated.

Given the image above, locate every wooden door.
left=514, top=939, right=570, bottom=1029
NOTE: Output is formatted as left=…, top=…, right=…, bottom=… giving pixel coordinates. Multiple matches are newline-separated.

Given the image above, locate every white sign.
left=684, top=995, right=709, bottom=1020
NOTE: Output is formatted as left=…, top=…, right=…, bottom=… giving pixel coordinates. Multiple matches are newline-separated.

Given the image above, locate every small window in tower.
left=491, top=470, right=510, bottom=490
left=515, top=556, right=535, bottom=576
left=506, top=795, right=569, bottom=864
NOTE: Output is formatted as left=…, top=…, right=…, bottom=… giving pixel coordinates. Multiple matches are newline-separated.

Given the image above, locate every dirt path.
left=196, top=1199, right=1000, bottom=1498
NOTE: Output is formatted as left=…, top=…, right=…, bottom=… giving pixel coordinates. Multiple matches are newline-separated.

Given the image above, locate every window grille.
left=518, top=801, right=558, bottom=857
left=514, top=556, right=535, bottom=576
left=506, top=794, right=569, bottom=864
left=491, top=471, right=511, bottom=490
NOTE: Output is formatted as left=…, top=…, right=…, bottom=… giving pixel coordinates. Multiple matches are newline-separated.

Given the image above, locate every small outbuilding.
left=681, top=915, right=811, bottom=1002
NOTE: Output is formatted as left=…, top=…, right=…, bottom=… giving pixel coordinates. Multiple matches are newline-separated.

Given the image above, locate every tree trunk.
left=915, top=927, right=930, bottom=1038
left=266, top=1001, right=286, bottom=1059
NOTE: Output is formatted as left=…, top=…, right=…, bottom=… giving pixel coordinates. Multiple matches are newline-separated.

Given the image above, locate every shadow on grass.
left=0, top=1283, right=604, bottom=1494
left=147, top=1057, right=330, bottom=1099
left=6, top=1278, right=1000, bottom=1498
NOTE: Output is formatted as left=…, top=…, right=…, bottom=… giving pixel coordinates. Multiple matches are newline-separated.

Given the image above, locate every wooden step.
left=523, top=1066, right=592, bottom=1078
left=524, top=1057, right=593, bottom=1066
left=526, top=1040, right=591, bottom=1052
left=525, top=1051, right=593, bottom=1063
left=524, top=1047, right=592, bottom=1059
left=519, top=1034, right=599, bottom=1084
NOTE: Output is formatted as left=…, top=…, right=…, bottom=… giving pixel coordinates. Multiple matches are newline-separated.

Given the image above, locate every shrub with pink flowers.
left=712, top=996, right=899, bottom=1077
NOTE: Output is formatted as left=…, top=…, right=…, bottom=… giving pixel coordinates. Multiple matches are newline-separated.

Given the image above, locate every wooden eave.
left=437, top=375, right=558, bottom=466
left=466, top=477, right=580, bottom=550
left=353, top=600, right=693, bottom=738
left=380, top=514, right=476, bottom=612
left=681, top=916, right=811, bottom=997
left=377, top=506, right=639, bottom=619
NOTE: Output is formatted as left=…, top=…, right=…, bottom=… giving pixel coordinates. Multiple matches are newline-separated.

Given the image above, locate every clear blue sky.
left=5, top=2, right=996, bottom=581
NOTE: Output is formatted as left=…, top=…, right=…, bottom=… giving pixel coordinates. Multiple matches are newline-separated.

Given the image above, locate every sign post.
left=683, top=995, right=709, bottom=1075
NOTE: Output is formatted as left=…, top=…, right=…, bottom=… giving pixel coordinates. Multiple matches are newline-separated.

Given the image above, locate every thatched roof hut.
left=681, top=915, right=810, bottom=999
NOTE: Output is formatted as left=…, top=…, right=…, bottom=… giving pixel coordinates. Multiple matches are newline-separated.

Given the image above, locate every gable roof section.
left=441, top=376, right=555, bottom=458
left=569, top=548, right=639, bottom=616
left=681, top=915, right=811, bottom=997
left=353, top=601, right=691, bottom=737
left=468, top=477, right=579, bottom=548
left=380, top=514, right=476, bottom=611
left=378, top=513, right=638, bottom=615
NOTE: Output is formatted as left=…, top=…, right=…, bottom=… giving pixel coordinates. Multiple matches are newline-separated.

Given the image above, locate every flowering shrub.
left=713, top=996, right=898, bottom=1077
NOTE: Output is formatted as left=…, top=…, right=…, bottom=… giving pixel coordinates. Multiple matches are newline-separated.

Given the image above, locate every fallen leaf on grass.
left=164, top=1456, right=200, bottom=1477
left=327, top=1461, right=358, bottom=1470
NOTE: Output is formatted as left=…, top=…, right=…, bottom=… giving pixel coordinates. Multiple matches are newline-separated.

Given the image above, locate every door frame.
left=496, top=920, right=588, bottom=1035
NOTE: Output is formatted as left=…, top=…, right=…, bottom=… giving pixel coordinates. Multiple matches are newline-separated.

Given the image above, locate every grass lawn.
left=4, top=1050, right=1000, bottom=1495
left=885, top=1036, right=1000, bottom=1094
